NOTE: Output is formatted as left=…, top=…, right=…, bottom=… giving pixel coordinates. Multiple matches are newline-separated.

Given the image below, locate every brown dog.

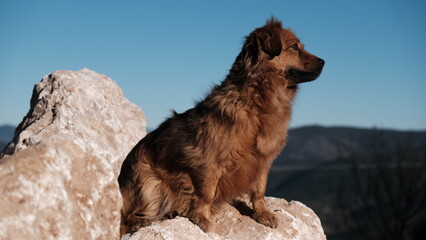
left=118, top=17, right=324, bottom=235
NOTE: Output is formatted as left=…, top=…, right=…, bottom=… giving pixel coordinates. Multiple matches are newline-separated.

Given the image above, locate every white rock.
left=2, top=68, right=146, bottom=175
left=125, top=197, right=327, bottom=240
left=0, top=69, right=146, bottom=240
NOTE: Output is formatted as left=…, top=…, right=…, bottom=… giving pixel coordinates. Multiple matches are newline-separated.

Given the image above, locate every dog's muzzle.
left=286, top=57, right=325, bottom=85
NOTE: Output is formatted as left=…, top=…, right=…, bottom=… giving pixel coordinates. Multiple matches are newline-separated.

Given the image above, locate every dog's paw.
left=254, top=211, right=278, bottom=229
left=120, top=222, right=142, bottom=236
left=191, top=213, right=212, bottom=232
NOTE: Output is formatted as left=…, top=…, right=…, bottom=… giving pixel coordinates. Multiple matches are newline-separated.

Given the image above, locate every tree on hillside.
left=336, top=132, right=426, bottom=240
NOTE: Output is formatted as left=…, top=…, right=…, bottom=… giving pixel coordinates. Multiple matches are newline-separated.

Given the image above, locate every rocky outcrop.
left=0, top=135, right=119, bottom=239
left=0, top=69, right=146, bottom=240
left=1, top=69, right=146, bottom=175
left=0, top=69, right=326, bottom=240
left=124, top=197, right=326, bottom=240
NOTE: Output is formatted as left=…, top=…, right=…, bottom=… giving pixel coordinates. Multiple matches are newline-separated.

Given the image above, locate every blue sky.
left=1, top=0, right=425, bottom=130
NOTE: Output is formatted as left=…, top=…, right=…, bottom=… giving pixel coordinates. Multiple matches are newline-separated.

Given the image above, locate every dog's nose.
left=317, top=58, right=325, bottom=66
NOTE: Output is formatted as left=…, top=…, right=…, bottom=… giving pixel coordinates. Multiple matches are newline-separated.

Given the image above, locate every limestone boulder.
left=1, top=68, right=146, bottom=175
left=0, top=135, right=119, bottom=239
left=0, top=69, right=146, bottom=240
left=123, top=197, right=326, bottom=240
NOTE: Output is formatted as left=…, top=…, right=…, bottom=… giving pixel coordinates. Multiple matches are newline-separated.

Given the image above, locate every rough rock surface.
left=1, top=68, right=146, bottom=175
left=0, top=69, right=146, bottom=240
left=0, top=135, right=119, bottom=239
left=123, top=197, right=326, bottom=240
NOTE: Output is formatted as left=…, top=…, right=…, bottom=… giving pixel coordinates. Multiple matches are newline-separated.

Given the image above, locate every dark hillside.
left=268, top=126, right=426, bottom=239
left=0, top=125, right=15, bottom=151
left=274, top=125, right=426, bottom=165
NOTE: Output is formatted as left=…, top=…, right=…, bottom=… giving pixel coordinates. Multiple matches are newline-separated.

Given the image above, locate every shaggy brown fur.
left=118, top=17, right=324, bottom=235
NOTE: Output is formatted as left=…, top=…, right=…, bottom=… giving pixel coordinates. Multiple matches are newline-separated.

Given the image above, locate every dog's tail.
left=119, top=142, right=195, bottom=235
left=120, top=160, right=174, bottom=221
left=119, top=157, right=178, bottom=236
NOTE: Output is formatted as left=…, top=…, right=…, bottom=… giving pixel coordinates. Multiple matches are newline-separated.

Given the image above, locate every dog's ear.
left=255, top=18, right=282, bottom=58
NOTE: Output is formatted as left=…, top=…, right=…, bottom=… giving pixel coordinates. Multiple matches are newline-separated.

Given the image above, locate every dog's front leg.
left=251, top=166, right=278, bottom=228
left=190, top=168, right=222, bottom=232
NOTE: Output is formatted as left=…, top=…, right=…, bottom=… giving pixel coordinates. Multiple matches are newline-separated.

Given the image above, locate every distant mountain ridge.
left=2, top=124, right=426, bottom=164
left=0, top=125, right=15, bottom=150
left=275, top=125, right=426, bottom=165
left=0, top=125, right=14, bottom=143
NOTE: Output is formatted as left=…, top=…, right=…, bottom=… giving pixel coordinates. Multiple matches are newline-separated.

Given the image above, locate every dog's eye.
left=291, top=43, right=299, bottom=51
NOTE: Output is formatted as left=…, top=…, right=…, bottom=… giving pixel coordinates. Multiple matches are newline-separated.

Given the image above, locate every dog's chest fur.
left=198, top=73, right=295, bottom=194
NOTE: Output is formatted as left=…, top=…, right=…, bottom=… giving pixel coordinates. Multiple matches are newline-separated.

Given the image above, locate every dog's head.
left=241, top=18, right=324, bottom=88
